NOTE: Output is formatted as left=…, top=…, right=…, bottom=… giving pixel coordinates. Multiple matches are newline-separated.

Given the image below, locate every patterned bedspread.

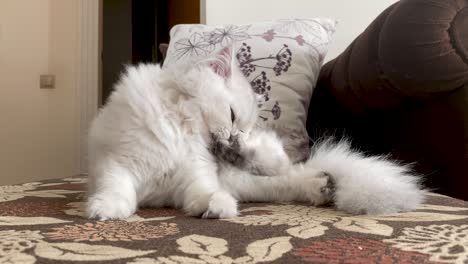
left=0, top=176, right=467, bottom=263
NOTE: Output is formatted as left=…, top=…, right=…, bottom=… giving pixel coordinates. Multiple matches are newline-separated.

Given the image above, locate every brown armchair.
left=308, top=0, right=468, bottom=200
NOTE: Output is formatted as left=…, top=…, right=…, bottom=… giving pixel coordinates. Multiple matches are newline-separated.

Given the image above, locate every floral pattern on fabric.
left=385, top=225, right=468, bottom=263
left=224, top=204, right=468, bottom=239
left=0, top=182, right=82, bottom=203
left=294, top=238, right=442, bottom=263
left=129, top=235, right=292, bottom=264
left=0, top=230, right=44, bottom=255
left=0, top=176, right=467, bottom=263
left=44, top=221, right=179, bottom=242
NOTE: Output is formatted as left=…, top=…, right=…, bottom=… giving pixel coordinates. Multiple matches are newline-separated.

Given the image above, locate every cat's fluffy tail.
left=305, top=139, right=425, bottom=214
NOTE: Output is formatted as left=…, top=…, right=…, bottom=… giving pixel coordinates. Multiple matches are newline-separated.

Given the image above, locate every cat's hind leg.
left=219, top=164, right=335, bottom=206
left=86, top=160, right=138, bottom=220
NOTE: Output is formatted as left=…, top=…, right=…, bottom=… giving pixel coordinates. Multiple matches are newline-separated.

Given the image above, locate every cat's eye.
left=230, top=107, right=236, bottom=122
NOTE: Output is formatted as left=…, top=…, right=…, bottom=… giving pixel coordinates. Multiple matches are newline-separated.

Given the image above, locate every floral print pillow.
left=164, top=19, right=337, bottom=162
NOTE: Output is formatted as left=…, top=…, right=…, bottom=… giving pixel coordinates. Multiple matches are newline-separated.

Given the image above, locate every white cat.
left=86, top=48, right=424, bottom=220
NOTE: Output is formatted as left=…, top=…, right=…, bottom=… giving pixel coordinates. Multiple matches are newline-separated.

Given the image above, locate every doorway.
left=101, top=0, right=200, bottom=105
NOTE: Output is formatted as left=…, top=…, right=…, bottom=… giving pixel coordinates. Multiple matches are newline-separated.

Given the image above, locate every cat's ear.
left=209, top=46, right=234, bottom=79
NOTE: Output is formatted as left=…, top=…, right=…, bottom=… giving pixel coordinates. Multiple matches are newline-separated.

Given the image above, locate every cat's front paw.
left=210, top=133, right=246, bottom=166
left=202, top=191, right=238, bottom=219
left=86, top=194, right=136, bottom=220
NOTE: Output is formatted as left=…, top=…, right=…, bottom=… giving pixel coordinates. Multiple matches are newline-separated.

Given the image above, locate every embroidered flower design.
left=275, top=19, right=324, bottom=38
left=260, top=29, right=276, bottom=42
left=237, top=43, right=255, bottom=77
left=294, top=238, right=439, bottom=263
left=235, top=43, right=291, bottom=121
left=44, top=221, right=179, bottom=242
left=173, top=33, right=210, bottom=59
left=224, top=205, right=345, bottom=239
left=0, top=182, right=80, bottom=203
left=0, top=183, right=41, bottom=202
left=203, top=25, right=251, bottom=47
left=273, top=44, right=292, bottom=76
left=294, top=35, right=305, bottom=46
left=0, top=253, right=36, bottom=264
left=260, top=101, right=281, bottom=121
left=0, top=230, right=44, bottom=256
left=225, top=204, right=468, bottom=240
left=271, top=101, right=281, bottom=120
left=129, top=235, right=292, bottom=264
left=385, top=224, right=468, bottom=263
left=0, top=200, right=68, bottom=217
left=250, top=71, right=271, bottom=96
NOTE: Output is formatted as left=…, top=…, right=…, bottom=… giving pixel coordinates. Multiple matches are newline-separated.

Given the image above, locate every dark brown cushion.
left=309, top=0, right=468, bottom=200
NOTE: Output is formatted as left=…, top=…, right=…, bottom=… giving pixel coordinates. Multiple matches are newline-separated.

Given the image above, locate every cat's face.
left=196, top=47, right=259, bottom=145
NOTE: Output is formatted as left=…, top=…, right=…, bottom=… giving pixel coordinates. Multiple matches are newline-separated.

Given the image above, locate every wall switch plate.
left=40, top=75, right=55, bottom=89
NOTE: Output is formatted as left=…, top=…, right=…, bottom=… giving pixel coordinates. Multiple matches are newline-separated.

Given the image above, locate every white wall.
left=0, top=0, right=80, bottom=185
left=203, top=0, right=399, bottom=61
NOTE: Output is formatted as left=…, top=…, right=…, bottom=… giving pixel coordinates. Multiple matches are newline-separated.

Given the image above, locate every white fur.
left=86, top=50, right=424, bottom=220
left=306, top=139, right=425, bottom=214
left=239, top=129, right=292, bottom=176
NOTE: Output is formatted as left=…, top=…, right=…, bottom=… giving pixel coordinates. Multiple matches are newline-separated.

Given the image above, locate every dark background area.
left=102, top=0, right=199, bottom=104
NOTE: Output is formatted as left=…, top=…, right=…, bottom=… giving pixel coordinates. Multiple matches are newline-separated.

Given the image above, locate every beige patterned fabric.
left=0, top=177, right=467, bottom=263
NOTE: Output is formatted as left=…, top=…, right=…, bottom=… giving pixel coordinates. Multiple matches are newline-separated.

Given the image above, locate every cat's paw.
left=211, top=128, right=231, bottom=145
left=211, top=133, right=246, bottom=166
left=202, top=191, right=238, bottom=219
left=319, top=172, right=336, bottom=205
left=297, top=170, right=336, bottom=206
left=86, top=194, right=136, bottom=220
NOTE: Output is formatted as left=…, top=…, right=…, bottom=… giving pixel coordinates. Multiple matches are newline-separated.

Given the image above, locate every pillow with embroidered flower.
left=163, top=19, right=337, bottom=163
